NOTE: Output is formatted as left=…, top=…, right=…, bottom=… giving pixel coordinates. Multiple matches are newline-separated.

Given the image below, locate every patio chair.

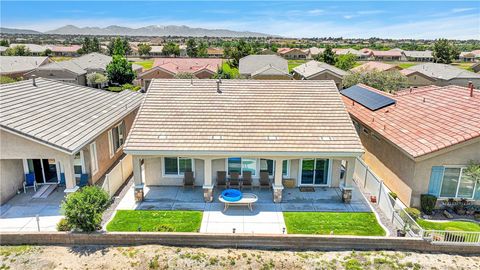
left=228, top=172, right=241, bottom=189
left=79, top=174, right=89, bottom=187
left=259, top=171, right=271, bottom=189
left=23, top=173, right=37, bottom=193
left=241, top=171, right=253, bottom=190
left=216, top=171, right=227, bottom=188
left=183, top=171, right=195, bottom=189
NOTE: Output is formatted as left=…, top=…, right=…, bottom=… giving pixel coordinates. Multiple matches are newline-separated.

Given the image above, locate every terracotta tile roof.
left=371, top=50, right=403, bottom=57
left=351, top=61, right=400, bottom=73
left=50, top=45, right=82, bottom=52
left=144, top=58, right=222, bottom=75
left=342, top=84, right=480, bottom=158
left=124, top=80, right=363, bottom=156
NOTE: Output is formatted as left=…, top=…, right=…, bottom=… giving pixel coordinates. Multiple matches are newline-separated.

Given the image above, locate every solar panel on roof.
left=341, top=85, right=395, bottom=111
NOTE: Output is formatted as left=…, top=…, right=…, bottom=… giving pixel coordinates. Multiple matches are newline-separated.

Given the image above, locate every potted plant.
left=454, top=204, right=466, bottom=215
left=397, top=223, right=410, bottom=237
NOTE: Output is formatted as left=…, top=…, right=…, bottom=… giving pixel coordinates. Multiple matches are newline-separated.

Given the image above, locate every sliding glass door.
left=300, top=158, right=330, bottom=186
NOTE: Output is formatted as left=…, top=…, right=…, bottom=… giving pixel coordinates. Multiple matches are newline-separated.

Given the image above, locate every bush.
left=420, top=194, right=437, bottom=215
left=389, top=192, right=398, bottom=200
left=153, top=224, right=175, bottom=232
left=107, top=86, right=123, bottom=92
left=0, top=76, right=17, bottom=84
left=121, top=83, right=141, bottom=91
left=56, top=218, right=72, bottom=231
left=61, top=186, right=110, bottom=232
left=404, top=207, right=421, bottom=220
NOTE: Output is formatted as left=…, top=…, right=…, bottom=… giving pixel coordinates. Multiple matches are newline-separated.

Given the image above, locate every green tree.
left=123, top=39, right=132, bottom=55
left=342, top=69, right=408, bottom=93
left=0, top=39, right=9, bottom=47
left=108, top=37, right=130, bottom=56
left=5, top=45, right=31, bottom=56
left=223, top=39, right=253, bottom=67
left=432, top=39, right=460, bottom=64
left=162, top=42, right=180, bottom=57
left=106, top=55, right=135, bottom=85
left=61, top=186, right=110, bottom=232
left=335, top=53, right=357, bottom=71
left=316, top=45, right=336, bottom=65
left=186, top=38, right=198, bottom=57
left=213, top=64, right=232, bottom=79
left=197, top=41, right=208, bottom=57
left=137, top=43, right=151, bottom=56
left=87, top=72, right=108, bottom=87
left=42, top=48, right=53, bottom=56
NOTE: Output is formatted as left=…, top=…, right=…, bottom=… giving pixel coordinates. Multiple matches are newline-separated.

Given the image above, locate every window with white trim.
left=164, top=157, right=193, bottom=176
left=90, top=142, right=98, bottom=175
left=440, top=167, right=476, bottom=199
left=259, top=159, right=289, bottom=177
left=109, top=122, right=125, bottom=157
left=227, top=158, right=257, bottom=175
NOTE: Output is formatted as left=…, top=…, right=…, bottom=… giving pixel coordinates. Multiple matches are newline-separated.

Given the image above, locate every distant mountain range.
left=1, top=25, right=273, bottom=37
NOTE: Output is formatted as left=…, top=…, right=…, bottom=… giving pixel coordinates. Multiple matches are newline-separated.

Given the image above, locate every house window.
left=260, top=159, right=289, bottom=177
left=90, top=142, right=98, bottom=175
left=227, top=158, right=257, bottom=175
left=300, top=158, right=330, bottom=185
left=164, top=157, right=193, bottom=176
left=109, top=122, right=125, bottom=157
left=440, top=167, right=476, bottom=199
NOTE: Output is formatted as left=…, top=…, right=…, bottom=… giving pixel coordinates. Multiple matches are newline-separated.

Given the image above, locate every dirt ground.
left=0, top=245, right=478, bottom=270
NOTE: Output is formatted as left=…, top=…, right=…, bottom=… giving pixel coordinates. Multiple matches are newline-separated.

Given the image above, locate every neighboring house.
left=239, top=55, right=291, bottom=80
left=334, top=48, right=361, bottom=57
left=341, top=84, right=480, bottom=207
left=9, top=44, right=48, bottom=56
left=26, top=52, right=142, bottom=86
left=402, top=50, right=434, bottom=62
left=50, top=45, right=82, bottom=57
left=459, top=52, right=476, bottom=62
left=277, top=48, right=308, bottom=60
left=0, top=56, right=50, bottom=78
left=207, top=47, right=224, bottom=58
left=179, top=44, right=187, bottom=57
left=124, top=79, right=363, bottom=203
left=371, top=50, right=402, bottom=61
left=149, top=46, right=164, bottom=57
left=400, top=69, right=436, bottom=87
left=0, top=46, right=7, bottom=55
left=472, top=62, right=480, bottom=73
left=292, top=60, right=347, bottom=89
left=408, top=63, right=480, bottom=88
left=0, top=78, right=143, bottom=204
left=137, top=58, right=223, bottom=90
left=351, top=61, right=401, bottom=73
left=258, top=48, right=276, bottom=55
left=306, top=47, right=324, bottom=59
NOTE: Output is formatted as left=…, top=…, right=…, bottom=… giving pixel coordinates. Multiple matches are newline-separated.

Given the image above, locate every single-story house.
left=25, top=53, right=142, bottom=86
left=277, top=48, right=308, bottom=60
left=137, top=58, right=223, bottom=90
left=306, top=47, right=325, bottom=59
left=350, top=61, right=401, bottom=73
left=472, top=62, right=480, bottom=73
left=408, top=63, right=480, bottom=88
left=402, top=50, right=434, bottom=62
left=459, top=52, right=477, bottom=62
left=124, top=79, right=363, bottom=203
left=341, top=84, right=480, bottom=207
left=400, top=69, right=436, bottom=87
left=207, top=47, right=224, bottom=58
left=9, top=44, right=48, bottom=56
left=258, top=48, right=276, bottom=55
left=50, top=45, right=82, bottom=57
left=239, top=55, right=291, bottom=80
left=371, top=50, right=402, bottom=61
left=149, top=46, right=164, bottom=56
left=292, top=60, right=347, bottom=89
left=0, top=56, right=51, bottom=78
left=0, top=78, right=143, bottom=204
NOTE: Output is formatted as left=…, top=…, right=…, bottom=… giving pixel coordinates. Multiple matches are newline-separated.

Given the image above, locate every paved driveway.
left=0, top=188, right=65, bottom=232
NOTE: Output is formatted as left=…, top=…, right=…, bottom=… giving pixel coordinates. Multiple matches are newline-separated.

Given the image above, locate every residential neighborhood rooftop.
left=124, top=79, right=363, bottom=155
left=146, top=57, right=223, bottom=75
left=342, top=84, right=480, bottom=158
left=0, top=56, right=50, bottom=75
left=408, top=63, right=480, bottom=80
left=351, top=61, right=399, bottom=73
left=239, top=55, right=289, bottom=76
left=0, top=78, right=144, bottom=154
left=293, top=60, right=347, bottom=79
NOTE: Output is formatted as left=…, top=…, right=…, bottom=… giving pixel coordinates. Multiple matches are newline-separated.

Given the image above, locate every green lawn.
left=106, top=210, right=203, bottom=232
left=133, top=59, right=154, bottom=70
left=417, top=219, right=480, bottom=232
left=451, top=62, right=474, bottom=72
left=397, top=62, right=416, bottom=69
left=288, top=60, right=308, bottom=72
left=283, top=212, right=385, bottom=236
left=51, top=56, right=73, bottom=62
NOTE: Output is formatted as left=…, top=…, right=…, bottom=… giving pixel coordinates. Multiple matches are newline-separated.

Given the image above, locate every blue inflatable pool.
left=221, top=189, right=242, bottom=202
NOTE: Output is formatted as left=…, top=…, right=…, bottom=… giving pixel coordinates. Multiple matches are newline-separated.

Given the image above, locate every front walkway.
left=114, top=184, right=371, bottom=234
left=0, top=187, right=65, bottom=232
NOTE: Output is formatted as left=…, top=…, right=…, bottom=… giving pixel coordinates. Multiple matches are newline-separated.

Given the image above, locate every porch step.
left=32, top=184, right=57, bottom=199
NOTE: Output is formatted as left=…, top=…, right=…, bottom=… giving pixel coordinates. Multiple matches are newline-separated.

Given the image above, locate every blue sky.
left=1, top=1, right=479, bottom=39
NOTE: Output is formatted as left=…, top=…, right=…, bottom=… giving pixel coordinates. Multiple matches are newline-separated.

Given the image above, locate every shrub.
left=0, top=76, right=17, bottom=84
left=61, top=186, right=110, bottom=232
left=420, top=194, right=437, bottom=215
left=389, top=192, right=398, bottom=200
left=404, top=207, right=421, bottom=220
left=121, top=83, right=141, bottom=91
left=107, top=86, right=122, bottom=92
left=153, top=224, right=175, bottom=232
left=56, top=218, right=72, bottom=231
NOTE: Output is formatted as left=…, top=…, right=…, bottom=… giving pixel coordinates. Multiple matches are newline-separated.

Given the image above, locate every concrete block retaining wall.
left=1, top=232, right=479, bottom=255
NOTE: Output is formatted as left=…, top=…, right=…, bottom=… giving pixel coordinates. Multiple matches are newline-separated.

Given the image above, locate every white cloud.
left=308, top=9, right=324, bottom=15
left=451, top=8, right=475, bottom=13
left=343, top=15, right=353, bottom=19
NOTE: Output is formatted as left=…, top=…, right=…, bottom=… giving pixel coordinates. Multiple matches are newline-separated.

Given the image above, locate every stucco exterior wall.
left=194, top=70, right=215, bottom=79
left=0, top=159, right=24, bottom=204
left=26, top=70, right=84, bottom=85
left=307, top=72, right=343, bottom=89
left=143, top=157, right=205, bottom=186
left=406, top=74, right=436, bottom=87
left=139, top=69, right=174, bottom=80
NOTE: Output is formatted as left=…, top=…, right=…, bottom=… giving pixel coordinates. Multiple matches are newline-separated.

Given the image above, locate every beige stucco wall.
left=26, top=70, right=85, bottom=85
left=406, top=74, right=436, bottom=87
left=193, top=70, right=215, bottom=79
left=0, top=159, right=24, bottom=204
left=307, top=72, right=343, bottom=89
left=251, top=74, right=292, bottom=80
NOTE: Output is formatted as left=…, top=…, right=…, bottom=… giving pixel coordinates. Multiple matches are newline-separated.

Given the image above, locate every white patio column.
left=63, top=155, right=78, bottom=193
left=273, top=158, right=284, bottom=203
left=202, top=158, right=213, bottom=202
left=133, top=155, right=144, bottom=202
left=341, top=157, right=356, bottom=203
